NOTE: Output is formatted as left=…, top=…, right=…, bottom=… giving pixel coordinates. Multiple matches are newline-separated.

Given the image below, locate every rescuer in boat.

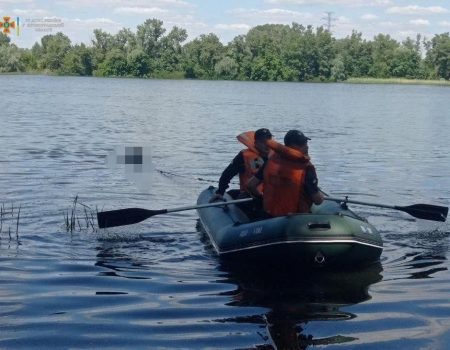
left=209, top=128, right=273, bottom=218
left=247, top=130, right=324, bottom=217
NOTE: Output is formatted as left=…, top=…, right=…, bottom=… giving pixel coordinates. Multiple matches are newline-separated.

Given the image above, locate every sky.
left=1, top=0, right=450, bottom=48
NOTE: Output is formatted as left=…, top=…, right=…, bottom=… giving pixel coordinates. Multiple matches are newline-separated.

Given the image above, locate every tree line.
left=1, top=18, right=450, bottom=81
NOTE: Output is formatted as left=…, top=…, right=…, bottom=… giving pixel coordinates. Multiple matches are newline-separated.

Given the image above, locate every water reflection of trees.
left=219, top=262, right=383, bottom=349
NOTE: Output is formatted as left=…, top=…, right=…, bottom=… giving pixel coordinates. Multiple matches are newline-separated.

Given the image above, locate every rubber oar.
left=97, top=198, right=253, bottom=229
left=324, top=197, right=448, bottom=222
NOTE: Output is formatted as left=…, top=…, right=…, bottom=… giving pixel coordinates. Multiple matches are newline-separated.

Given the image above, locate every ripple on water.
left=1, top=77, right=450, bottom=349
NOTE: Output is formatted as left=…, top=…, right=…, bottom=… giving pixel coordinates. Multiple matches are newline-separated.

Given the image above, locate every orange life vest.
left=263, top=141, right=314, bottom=217
left=239, top=149, right=265, bottom=192
left=236, top=131, right=265, bottom=192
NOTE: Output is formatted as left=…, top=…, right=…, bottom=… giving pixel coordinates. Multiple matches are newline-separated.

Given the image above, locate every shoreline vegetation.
left=1, top=18, right=449, bottom=84
left=2, top=71, right=450, bottom=87
left=345, top=77, right=450, bottom=86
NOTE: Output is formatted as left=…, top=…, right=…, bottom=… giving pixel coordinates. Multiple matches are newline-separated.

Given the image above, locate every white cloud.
left=439, top=21, right=450, bottom=28
left=379, top=21, right=397, bottom=28
left=12, top=8, right=50, bottom=16
left=113, top=7, right=168, bottom=15
left=409, top=19, right=430, bottom=27
left=265, top=0, right=312, bottom=4
left=215, top=23, right=251, bottom=31
left=387, top=6, right=449, bottom=15
left=372, top=0, right=391, bottom=5
left=230, top=7, right=313, bottom=23
left=152, top=0, right=192, bottom=6
left=0, top=0, right=33, bottom=3
left=213, top=23, right=252, bottom=41
left=265, top=8, right=306, bottom=16
left=398, top=30, right=418, bottom=39
left=265, top=0, right=391, bottom=6
left=336, top=15, right=349, bottom=23
left=153, top=0, right=191, bottom=6
left=63, top=17, right=123, bottom=42
left=56, top=0, right=191, bottom=5
left=72, top=17, right=119, bottom=25
left=361, top=13, right=378, bottom=20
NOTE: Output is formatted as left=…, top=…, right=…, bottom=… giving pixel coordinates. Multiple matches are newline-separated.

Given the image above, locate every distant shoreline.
left=345, top=77, right=450, bottom=86
left=2, top=72, right=450, bottom=86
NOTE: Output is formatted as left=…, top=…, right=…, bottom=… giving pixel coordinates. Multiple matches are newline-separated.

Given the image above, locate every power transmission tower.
left=322, top=11, right=337, bottom=33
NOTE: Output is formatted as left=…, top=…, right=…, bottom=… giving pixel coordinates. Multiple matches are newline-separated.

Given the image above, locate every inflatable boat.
left=196, top=187, right=383, bottom=267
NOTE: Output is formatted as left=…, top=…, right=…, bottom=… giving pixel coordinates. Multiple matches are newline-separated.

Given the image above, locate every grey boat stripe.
left=217, top=239, right=383, bottom=255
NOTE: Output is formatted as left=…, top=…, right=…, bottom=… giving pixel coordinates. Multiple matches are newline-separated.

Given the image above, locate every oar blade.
left=400, top=204, right=448, bottom=222
left=97, top=208, right=166, bottom=228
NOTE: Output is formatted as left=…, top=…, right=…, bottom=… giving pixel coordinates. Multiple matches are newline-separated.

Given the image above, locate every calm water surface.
left=1, top=76, right=449, bottom=349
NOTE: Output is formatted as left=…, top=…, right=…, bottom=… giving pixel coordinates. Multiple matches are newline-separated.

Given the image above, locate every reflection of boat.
left=197, top=187, right=383, bottom=267
left=219, top=262, right=383, bottom=349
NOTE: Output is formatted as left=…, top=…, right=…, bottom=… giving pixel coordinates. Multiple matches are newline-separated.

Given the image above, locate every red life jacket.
left=263, top=140, right=314, bottom=216
left=236, top=131, right=265, bottom=192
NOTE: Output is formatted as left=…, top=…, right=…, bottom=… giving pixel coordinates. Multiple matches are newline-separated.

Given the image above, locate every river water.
left=1, top=75, right=449, bottom=349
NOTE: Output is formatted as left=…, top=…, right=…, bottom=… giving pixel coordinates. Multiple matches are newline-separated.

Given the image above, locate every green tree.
left=369, top=34, right=399, bottom=78
left=283, top=24, right=320, bottom=81
left=215, top=56, right=238, bottom=80
left=245, top=24, right=292, bottom=81
left=91, top=29, right=114, bottom=69
left=425, top=33, right=450, bottom=80
left=251, top=54, right=288, bottom=81
left=183, top=33, right=224, bottom=79
left=226, top=35, right=252, bottom=79
left=37, top=32, right=71, bottom=71
left=136, top=18, right=165, bottom=58
left=0, top=44, right=26, bottom=72
left=315, top=27, right=336, bottom=80
left=8, top=16, right=450, bottom=82
left=92, top=29, right=114, bottom=53
left=390, top=37, right=422, bottom=78
left=94, top=48, right=128, bottom=76
left=113, top=28, right=137, bottom=54
left=330, top=54, right=347, bottom=81
left=335, top=31, right=372, bottom=77
left=127, top=48, right=150, bottom=77
left=158, top=26, right=187, bottom=72
left=61, top=43, right=93, bottom=76
left=0, top=32, right=11, bottom=46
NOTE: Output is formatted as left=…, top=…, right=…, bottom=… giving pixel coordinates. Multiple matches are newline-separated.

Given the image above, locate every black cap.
left=254, top=128, right=272, bottom=141
left=284, top=130, right=311, bottom=146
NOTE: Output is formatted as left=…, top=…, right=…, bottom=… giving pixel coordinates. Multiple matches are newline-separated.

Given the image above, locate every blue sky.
left=1, top=0, right=450, bottom=48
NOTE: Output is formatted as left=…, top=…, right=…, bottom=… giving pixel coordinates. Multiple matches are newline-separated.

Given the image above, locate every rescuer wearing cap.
left=247, top=129, right=324, bottom=217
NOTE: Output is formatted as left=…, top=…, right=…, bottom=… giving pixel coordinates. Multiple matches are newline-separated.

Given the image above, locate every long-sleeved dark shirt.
left=216, top=151, right=267, bottom=195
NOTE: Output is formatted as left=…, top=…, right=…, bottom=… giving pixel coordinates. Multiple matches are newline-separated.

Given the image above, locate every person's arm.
left=216, top=152, right=244, bottom=195
left=246, top=165, right=265, bottom=199
left=305, top=167, right=324, bottom=205
left=247, top=176, right=262, bottom=198
left=209, top=152, right=245, bottom=202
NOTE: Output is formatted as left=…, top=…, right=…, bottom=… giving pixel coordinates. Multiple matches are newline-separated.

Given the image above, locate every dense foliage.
left=1, top=18, right=450, bottom=81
